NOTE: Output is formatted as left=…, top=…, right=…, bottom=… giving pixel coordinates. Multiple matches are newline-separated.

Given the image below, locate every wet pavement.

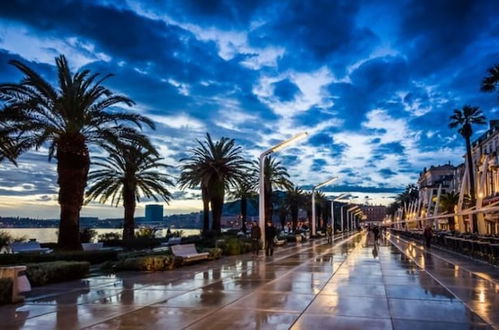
left=1, top=232, right=497, bottom=329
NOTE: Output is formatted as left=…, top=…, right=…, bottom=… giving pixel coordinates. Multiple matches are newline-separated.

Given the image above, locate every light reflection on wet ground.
left=0, top=232, right=495, bottom=329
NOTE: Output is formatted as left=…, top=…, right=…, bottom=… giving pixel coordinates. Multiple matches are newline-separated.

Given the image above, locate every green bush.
left=0, top=231, right=26, bottom=251
left=26, top=261, right=90, bottom=286
left=80, top=228, right=97, bottom=243
left=98, top=232, right=122, bottom=241
left=102, top=238, right=164, bottom=250
left=112, top=255, right=181, bottom=272
left=0, top=278, right=12, bottom=305
left=136, top=227, right=159, bottom=239
left=0, top=250, right=118, bottom=265
left=219, top=238, right=251, bottom=256
left=207, top=247, right=223, bottom=260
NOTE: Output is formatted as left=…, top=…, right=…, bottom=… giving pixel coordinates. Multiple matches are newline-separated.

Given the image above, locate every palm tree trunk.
left=56, top=134, right=89, bottom=250
left=291, top=207, right=298, bottom=231
left=123, top=186, right=136, bottom=240
left=465, top=136, right=478, bottom=232
left=241, top=196, right=247, bottom=233
left=210, top=181, right=225, bottom=233
left=264, top=182, right=272, bottom=222
left=201, top=185, right=210, bottom=234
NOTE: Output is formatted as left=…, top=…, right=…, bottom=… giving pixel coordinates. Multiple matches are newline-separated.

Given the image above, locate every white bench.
left=82, top=242, right=104, bottom=251
left=171, top=244, right=209, bottom=262
left=10, top=242, right=52, bottom=254
left=0, top=266, right=31, bottom=303
left=275, top=238, right=286, bottom=246
left=160, top=237, right=182, bottom=247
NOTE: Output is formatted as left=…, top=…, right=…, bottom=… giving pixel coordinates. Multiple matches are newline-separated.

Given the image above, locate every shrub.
left=112, top=255, right=180, bottom=272
left=0, top=278, right=12, bottom=305
left=207, top=247, right=223, bottom=260
left=0, top=250, right=118, bottom=265
left=0, top=231, right=12, bottom=251
left=219, top=238, right=251, bottom=256
left=0, top=231, right=26, bottom=251
left=80, top=228, right=97, bottom=243
left=102, top=238, right=163, bottom=250
left=98, top=232, right=122, bottom=241
left=26, top=261, right=90, bottom=286
left=136, top=227, right=159, bottom=239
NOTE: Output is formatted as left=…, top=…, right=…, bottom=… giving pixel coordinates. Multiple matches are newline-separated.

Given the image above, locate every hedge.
left=26, top=261, right=90, bottom=286
left=218, top=238, right=252, bottom=256
left=0, top=250, right=118, bottom=265
left=101, top=238, right=164, bottom=250
left=0, top=278, right=12, bottom=305
left=111, top=255, right=181, bottom=272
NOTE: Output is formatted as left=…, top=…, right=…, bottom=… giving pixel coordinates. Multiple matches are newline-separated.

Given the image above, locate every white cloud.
left=0, top=23, right=111, bottom=68
left=253, top=66, right=335, bottom=117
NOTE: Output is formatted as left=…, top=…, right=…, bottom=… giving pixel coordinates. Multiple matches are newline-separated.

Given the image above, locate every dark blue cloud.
left=273, top=79, right=300, bottom=102
left=0, top=0, right=498, bottom=205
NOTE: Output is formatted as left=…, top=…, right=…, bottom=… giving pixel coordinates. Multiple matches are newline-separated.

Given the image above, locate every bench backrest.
left=81, top=242, right=104, bottom=251
left=171, top=244, right=198, bottom=256
left=11, top=242, right=41, bottom=252
left=168, top=237, right=182, bottom=244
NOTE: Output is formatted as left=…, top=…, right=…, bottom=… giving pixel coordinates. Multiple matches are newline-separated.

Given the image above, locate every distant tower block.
left=145, top=204, right=164, bottom=223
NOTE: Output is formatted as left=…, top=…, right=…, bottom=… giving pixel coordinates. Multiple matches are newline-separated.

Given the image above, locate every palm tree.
left=439, top=192, right=459, bottom=231
left=0, top=55, right=154, bottom=249
left=230, top=177, right=256, bottom=233
left=481, top=65, right=499, bottom=100
left=86, top=143, right=174, bottom=240
left=179, top=163, right=211, bottom=234
left=180, top=133, right=249, bottom=233
left=285, top=186, right=305, bottom=230
left=255, top=156, right=293, bottom=222
left=449, top=105, right=486, bottom=232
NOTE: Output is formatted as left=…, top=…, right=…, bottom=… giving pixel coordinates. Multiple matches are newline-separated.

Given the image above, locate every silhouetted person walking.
left=251, top=222, right=261, bottom=256
left=373, top=226, right=380, bottom=242
left=265, top=222, right=277, bottom=256
left=423, top=225, right=433, bottom=248
left=326, top=224, right=333, bottom=243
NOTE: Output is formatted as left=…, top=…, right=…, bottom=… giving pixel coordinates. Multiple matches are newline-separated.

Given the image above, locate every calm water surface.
left=1, top=228, right=201, bottom=243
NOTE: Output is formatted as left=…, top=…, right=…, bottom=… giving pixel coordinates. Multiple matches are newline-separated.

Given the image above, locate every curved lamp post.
left=311, top=177, right=339, bottom=236
left=330, top=193, right=350, bottom=230
left=259, top=132, right=308, bottom=243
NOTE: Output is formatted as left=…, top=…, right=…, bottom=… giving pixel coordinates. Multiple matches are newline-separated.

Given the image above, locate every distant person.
left=167, top=227, right=172, bottom=236
left=265, top=222, right=277, bottom=256
left=423, top=225, right=433, bottom=248
left=373, top=226, right=380, bottom=242
left=251, top=222, right=261, bottom=256
left=326, top=224, right=333, bottom=243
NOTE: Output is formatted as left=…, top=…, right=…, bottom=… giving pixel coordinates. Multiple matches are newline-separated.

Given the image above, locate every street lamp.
left=330, top=193, right=350, bottom=231
left=259, top=132, right=308, bottom=243
left=312, top=177, right=339, bottom=236
left=347, top=205, right=360, bottom=231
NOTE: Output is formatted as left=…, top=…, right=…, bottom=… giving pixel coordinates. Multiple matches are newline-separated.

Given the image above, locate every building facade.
left=145, top=204, right=164, bottom=223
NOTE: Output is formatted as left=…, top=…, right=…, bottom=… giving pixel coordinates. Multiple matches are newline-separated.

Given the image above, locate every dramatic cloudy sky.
left=0, top=0, right=498, bottom=218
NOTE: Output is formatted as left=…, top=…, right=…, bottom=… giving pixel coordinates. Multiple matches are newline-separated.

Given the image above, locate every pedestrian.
left=423, top=225, right=433, bottom=248
left=326, top=224, right=333, bottom=243
left=373, top=225, right=380, bottom=242
left=251, top=222, right=261, bottom=256
left=265, top=221, right=277, bottom=256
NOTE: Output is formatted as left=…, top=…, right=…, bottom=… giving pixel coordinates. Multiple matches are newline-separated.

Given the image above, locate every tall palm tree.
left=285, top=186, right=305, bottom=230
left=481, top=65, right=499, bottom=100
left=439, top=192, right=459, bottom=231
left=179, top=163, right=211, bottom=234
left=255, top=156, right=293, bottom=222
left=0, top=55, right=154, bottom=249
left=230, top=177, right=256, bottom=233
left=180, top=133, right=249, bottom=233
left=86, top=143, right=173, bottom=240
left=449, top=105, right=486, bottom=232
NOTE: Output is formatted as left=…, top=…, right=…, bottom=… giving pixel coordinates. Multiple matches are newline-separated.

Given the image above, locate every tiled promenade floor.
left=1, top=232, right=497, bottom=329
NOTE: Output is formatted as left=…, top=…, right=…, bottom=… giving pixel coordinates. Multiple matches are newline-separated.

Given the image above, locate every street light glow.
left=259, top=131, right=308, bottom=243
left=315, top=176, right=339, bottom=189
left=268, top=132, right=309, bottom=154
